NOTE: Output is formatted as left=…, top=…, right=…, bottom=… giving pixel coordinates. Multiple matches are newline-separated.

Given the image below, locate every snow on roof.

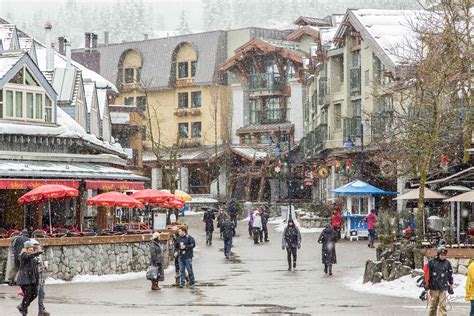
left=231, top=146, right=268, bottom=161
left=0, top=51, right=22, bottom=80
left=96, top=88, right=108, bottom=119
left=320, top=27, right=338, bottom=46
left=0, top=24, right=17, bottom=51
left=0, top=107, right=123, bottom=155
left=83, top=81, right=96, bottom=113
left=351, top=9, right=419, bottom=65
left=35, top=42, right=118, bottom=92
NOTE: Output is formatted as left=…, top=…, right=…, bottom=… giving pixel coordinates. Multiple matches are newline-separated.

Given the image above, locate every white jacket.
left=252, top=212, right=262, bottom=229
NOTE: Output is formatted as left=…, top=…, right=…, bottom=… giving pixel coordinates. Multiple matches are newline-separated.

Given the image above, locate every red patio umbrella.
left=86, top=192, right=144, bottom=208
left=18, top=184, right=79, bottom=234
left=161, top=197, right=186, bottom=209
left=130, top=189, right=175, bottom=205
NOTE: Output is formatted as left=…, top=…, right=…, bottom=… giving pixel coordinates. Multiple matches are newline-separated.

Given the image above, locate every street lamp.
left=343, top=122, right=364, bottom=177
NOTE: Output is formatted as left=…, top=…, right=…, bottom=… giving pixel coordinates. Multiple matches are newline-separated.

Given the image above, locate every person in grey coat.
left=318, top=224, right=337, bottom=275
left=16, top=240, right=42, bottom=316
left=149, top=232, right=164, bottom=290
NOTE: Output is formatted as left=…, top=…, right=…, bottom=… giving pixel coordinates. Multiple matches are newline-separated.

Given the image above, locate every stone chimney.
left=65, top=39, right=71, bottom=67
left=91, top=33, right=98, bottom=49
left=144, top=33, right=149, bottom=40
left=104, top=31, right=109, bottom=46
left=84, top=32, right=91, bottom=49
left=58, top=36, right=65, bottom=55
left=45, top=21, right=53, bottom=70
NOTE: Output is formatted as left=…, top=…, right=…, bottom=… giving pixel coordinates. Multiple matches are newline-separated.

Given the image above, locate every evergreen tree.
left=176, top=9, right=191, bottom=35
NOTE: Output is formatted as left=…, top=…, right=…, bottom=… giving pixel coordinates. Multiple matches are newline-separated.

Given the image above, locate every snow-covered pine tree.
left=176, top=9, right=191, bottom=35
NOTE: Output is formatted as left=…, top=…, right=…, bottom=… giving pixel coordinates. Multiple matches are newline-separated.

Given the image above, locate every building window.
left=178, top=92, right=188, bottom=108
left=124, top=97, right=134, bottom=106
left=178, top=62, right=188, bottom=79
left=334, top=103, right=341, bottom=129
left=178, top=122, right=189, bottom=138
left=191, top=61, right=197, bottom=77
left=136, top=96, right=147, bottom=107
left=124, top=68, right=135, bottom=84
left=9, top=69, right=23, bottom=84
left=45, top=97, right=52, bottom=122
left=5, top=90, right=13, bottom=117
left=0, top=90, right=3, bottom=118
left=191, top=91, right=201, bottom=108
left=35, top=94, right=42, bottom=119
left=26, top=92, right=34, bottom=118
left=15, top=91, right=23, bottom=118
left=25, top=69, right=39, bottom=86
left=249, top=99, right=259, bottom=124
left=191, top=122, right=201, bottom=138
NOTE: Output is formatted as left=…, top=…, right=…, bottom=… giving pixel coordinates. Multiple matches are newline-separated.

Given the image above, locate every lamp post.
left=343, top=122, right=364, bottom=177
left=287, top=132, right=293, bottom=219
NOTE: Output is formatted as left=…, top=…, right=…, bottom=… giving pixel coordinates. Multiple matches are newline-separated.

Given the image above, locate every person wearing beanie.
left=31, top=239, right=50, bottom=316
left=16, top=240, right=42, bottom=316
left=424, top=245, right=453, bottom=316
left=148, top=232, right=164, bottom=290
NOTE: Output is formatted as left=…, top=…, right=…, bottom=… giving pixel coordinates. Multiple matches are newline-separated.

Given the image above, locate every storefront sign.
left=0, top=179, right=80, bottom=189
left=153, top=212, right=167, bottom=230
left=85, top=180, right=145, bottom=191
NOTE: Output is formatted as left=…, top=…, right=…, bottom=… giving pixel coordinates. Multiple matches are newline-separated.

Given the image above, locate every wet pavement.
left=0, top=214, right=469, bottom=315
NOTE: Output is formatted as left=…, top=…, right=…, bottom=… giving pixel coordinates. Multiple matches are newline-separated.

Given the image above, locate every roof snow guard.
left=331, top=179, right=398, bottom=195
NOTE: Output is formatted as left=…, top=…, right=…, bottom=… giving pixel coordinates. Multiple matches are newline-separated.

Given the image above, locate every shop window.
left=178, top=122, right=189, bottom=138
left=191, top=122, right=201, bottom=138
left=178, top=92, right=188, bottom=108
left=178, top=62, right=188, bottom=79
left=191, top=91, right=201, bottom=108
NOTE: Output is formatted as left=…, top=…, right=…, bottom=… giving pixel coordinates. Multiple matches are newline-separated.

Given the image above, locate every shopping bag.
left=146, top=266, right=159, bottom=281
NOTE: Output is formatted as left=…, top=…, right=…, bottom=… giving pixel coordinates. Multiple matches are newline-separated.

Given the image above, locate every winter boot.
left=17, top=305, right=27, bottom=316
left=293, top=261, right=296, bottom=269
left=328, top=265, right=333, bottom=276
left=324, top=264, right=328, bottom=274
left=151, top=281, right=159, bottom=290
left=39, top=310, right=51, bottom=316
left=175, top=275, right=180, bottom=287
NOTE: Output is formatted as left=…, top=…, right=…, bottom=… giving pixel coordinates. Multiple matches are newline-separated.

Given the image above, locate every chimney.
left=65, top=39, right=71, bottom=67
left=104, top=31, right=109, bottom=46
left=91, top=33, right=98, bottom=49
left=58, top=36, right=65, bottom=55
left=84, top=32, right=91, bottom=49
left=45, top=21, right=53, bottom=70
left=143, top=33, right=149, bottom=40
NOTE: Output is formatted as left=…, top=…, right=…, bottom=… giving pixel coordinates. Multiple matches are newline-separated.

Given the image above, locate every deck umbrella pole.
left=48, top=201, right=53, bottom=235
left=457, top=202, right=461, bottom=244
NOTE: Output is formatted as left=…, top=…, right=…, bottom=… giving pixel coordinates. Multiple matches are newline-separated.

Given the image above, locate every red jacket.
left=331, top=211, right=342, bottom=229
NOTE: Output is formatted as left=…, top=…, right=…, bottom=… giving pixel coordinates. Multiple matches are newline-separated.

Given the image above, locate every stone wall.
left=0, top=238, right=173, bottom=282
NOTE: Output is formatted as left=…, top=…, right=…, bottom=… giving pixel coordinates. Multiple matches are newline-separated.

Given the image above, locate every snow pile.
left=185, top=210, right=204, bottom=216
left=46, top=266, right=174, bottom=284
left=271, top=216, right=324, bottom=233
left=347, top=273, right=466, bottom=303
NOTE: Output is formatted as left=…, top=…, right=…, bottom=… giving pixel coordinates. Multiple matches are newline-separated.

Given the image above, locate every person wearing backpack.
left=221, top=215, right=235, bottom=259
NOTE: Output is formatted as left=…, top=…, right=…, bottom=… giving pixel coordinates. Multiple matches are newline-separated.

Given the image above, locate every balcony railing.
left=371, top=112, right=393, bottom=142
left=248, top=73, right=283, bottom=92
left=249, top=108, right=290, bottom=125
left=350, top=67, right=361, bottom=95
left=302, top=124, right=328, bottom=153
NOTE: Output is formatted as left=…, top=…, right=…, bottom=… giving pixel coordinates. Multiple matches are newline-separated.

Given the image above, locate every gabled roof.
left=294, top=16, right=332, bottom=27
left=0, top=51, right=57, bottom=103
left=0, top=24, right=20, bottom=51
left=332, top=179, right=398, bottom=195
left=83, top=81, right=98, bottom=114
left=97, top=30, right=227, bottom=90
left=96, top=89, right=108, bottom=120
left=333, top=9, right=419, bottom=71
left=220, top=38, right=305, bottom=72
left=52, top=67, right=78, bottom=103
left=287, top=26, right=320, bottom=41
left=18, top=37, right=37, bottom=64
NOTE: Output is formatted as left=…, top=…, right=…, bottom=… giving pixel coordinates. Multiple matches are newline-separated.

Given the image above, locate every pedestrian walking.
left=174, top=227, right=196, bottom=288
left=5, top=229, right=30, bottom=285
left=331, top=204, right=342, bottom=241
left=221, top=215, right=235, bottom=259
left=364, top=209, right=377, bottom=248
left=260, top=207, right=270, bottom=242
left=148, top=232, right=164, bottom=291
left=424, top=245, right=453, bottom=316
left=248, top=210, right=254, bottom=238
left=252, top=210, right=263, bottom=244
left=227, top=199, right=239, bottom=235
left=16, top=240, right=42, bottom=316
left=202, top=208, right=215, bottom=246
left=318, top=224, right=337, bottom=276
left=282, top=219, right=301, bottom=271
left=216, top=209, right=225, bottom=239
left=31, top=239, right=50, bottom=316
left=465, top=258, right=474, bottom=316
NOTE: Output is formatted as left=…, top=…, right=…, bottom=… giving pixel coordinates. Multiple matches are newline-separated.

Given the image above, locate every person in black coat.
left=261, top=207, right=270, bottom=242
left=282, top=219, right=301, bottom=270
left=16, top=240, right=42, bottom=316
left=227, top=200, right=239, bottom=236
left=202, top=208, right=215, bottom=246
left=425, top=245, right=453, bottom=315
left=318, top=224, right=337, bottom=276
left=149, top=232, right=164, bottom=290
left=220, top=215, right=235, bottom=259
left=174, top=227, right=196, bottom=287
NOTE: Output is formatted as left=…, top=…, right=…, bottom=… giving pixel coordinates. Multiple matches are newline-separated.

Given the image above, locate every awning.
left=0, top=179, right=80, bottom=189
left=331, top=180, right=398, bottom=195
left=85, top=180, right=144, bottom=191
left=393, top=187, right=447, bottom=200
left=443, top=190, right=474, bottom=202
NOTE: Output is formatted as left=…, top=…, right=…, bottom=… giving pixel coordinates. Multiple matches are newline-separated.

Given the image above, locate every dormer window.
left=173, top=43, right=198, bottom=82
left=3, top=65, right=52, bottom=123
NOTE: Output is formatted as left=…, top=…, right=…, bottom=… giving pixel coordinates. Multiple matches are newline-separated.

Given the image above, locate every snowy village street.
left=1, top=213, right=469, bottom=315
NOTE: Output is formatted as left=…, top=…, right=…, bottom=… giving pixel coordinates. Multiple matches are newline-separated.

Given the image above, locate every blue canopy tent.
left=331, top=180, right=398, bottom=240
